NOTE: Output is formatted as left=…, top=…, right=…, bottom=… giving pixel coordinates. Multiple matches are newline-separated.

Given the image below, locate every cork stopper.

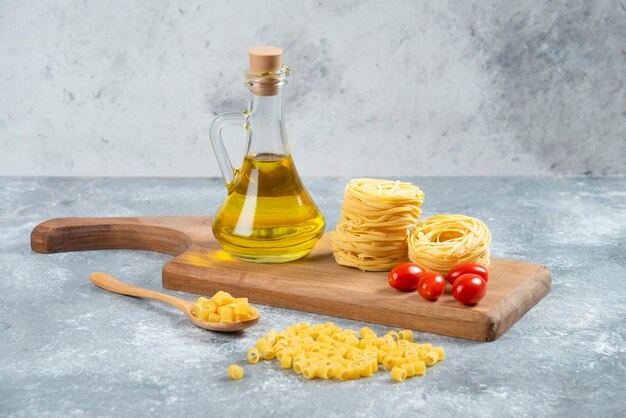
left=249, top=46, right=283, bottom=74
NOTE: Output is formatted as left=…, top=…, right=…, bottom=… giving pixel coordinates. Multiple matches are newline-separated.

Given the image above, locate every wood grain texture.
left=31, top=216, right=551, bottom=341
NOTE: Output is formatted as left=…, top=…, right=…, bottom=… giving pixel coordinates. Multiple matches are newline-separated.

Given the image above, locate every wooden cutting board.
left=31, top=216, right=551, bottom=342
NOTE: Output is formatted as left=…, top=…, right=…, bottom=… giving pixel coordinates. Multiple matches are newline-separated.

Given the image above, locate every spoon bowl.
left=90, top=272, right=259, bottom=332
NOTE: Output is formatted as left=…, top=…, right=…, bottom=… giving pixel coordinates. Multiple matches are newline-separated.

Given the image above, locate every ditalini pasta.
left=227, top=364, right=244, bottom=380
left=238, top=322, right=444, bottom=382
left=332, top=179, right=425, bottom=271
left=391, top=366, right=407, bottom=382
left=247, top=347, right=260, bottom=364
left=192, top=291, right=259, bottom=323
left=407, top=214, right=491, bottom=276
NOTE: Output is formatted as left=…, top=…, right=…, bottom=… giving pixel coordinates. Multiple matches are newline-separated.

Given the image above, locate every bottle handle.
left=209, top=112, right=248, bottom=191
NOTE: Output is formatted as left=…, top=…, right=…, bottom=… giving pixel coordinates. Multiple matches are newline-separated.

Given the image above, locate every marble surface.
left=1, top=0, right=625, bottom=177
left=1, top=176, right=625, bottom=417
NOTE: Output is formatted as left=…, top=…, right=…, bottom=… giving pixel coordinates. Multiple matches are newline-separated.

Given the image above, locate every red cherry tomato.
left=452, top=274, right=487, bottom=305
left=388, top=263, right=425, bottom=291
left=446, top=263, right=489, bottom=285
left=417, top=271, right=446, bottom=301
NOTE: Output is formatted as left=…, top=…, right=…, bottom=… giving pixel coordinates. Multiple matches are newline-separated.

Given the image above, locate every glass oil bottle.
left=209, top=46, right=325, bottom=262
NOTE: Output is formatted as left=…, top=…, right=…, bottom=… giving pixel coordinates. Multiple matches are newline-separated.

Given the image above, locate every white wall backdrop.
left=1, top=0, right=624, bottom=177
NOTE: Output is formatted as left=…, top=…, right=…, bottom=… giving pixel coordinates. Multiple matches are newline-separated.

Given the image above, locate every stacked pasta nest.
left=332, top=179, right=425, bottom=271
left=407, top=214, right=491, bottom=276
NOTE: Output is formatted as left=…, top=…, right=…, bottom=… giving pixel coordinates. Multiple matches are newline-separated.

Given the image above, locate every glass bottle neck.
left=244, top=87, right=290, bottom=159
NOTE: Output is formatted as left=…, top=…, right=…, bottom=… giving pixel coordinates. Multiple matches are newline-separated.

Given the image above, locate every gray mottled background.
left=1, top=0, right=625, bottom=177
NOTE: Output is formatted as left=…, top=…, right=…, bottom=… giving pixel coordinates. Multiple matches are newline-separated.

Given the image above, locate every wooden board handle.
left=31, top=217, right=192, bottom=255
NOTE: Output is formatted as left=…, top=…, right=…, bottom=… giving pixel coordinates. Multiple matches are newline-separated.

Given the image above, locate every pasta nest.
left=407, top=214, right=491, bottom=276
left=332, top=179, right=425, bottom=272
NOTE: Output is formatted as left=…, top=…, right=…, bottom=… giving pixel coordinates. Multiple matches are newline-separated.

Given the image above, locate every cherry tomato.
left=417, top=271, right=446, bottom=301
left=388, top=263, right=425, bottom=292
left=446, top=262, right=489, bottom=285
left=452, top=274, right=487, bottom=305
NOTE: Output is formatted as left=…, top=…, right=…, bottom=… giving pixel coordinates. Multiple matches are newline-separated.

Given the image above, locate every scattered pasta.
left=192, top=291, right=258, bottom=323
left=227, top=364, right=244, bottom=380
left=247, top=347, right=260, bottom=364
left=332, top=179, right=425, bottom=271
left=408, top=214, right=491, bottom=276
left=240, top=322, right=444, bottom=382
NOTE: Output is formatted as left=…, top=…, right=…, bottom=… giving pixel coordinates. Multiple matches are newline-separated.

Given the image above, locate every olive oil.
left=210, top=46, right=325, bottom=262
left=212, top=153, right=325, bottom=262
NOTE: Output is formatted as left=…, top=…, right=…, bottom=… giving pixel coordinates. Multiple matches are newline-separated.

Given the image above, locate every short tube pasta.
left=424, top=351, right=439, bottom=366
left=302, top=365, right=318, bottom=379
left=433, top=347, right=446, bottom=361
left=191, top=291, right=259, bottom=324
left=413, top=360, right=426, bottom=376
left=227, top=364, right=244, bottom=380
left=247, top=347, right=260, bottom=364
left=391, top=366, right=407, bottom=382
left=236, top=325, right=444, bottom=383
left=398, top=330, right=414, bottom=342
left=401, top=362, right=416, bottom=377
left=280, top=356, right=293, bottom=369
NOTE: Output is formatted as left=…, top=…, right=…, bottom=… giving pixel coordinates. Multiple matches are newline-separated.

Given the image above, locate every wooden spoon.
left=89, top=272, right=259, bottom=332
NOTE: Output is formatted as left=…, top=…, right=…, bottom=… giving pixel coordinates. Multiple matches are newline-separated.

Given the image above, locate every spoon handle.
left=90, top=272, right=193, bottom=315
